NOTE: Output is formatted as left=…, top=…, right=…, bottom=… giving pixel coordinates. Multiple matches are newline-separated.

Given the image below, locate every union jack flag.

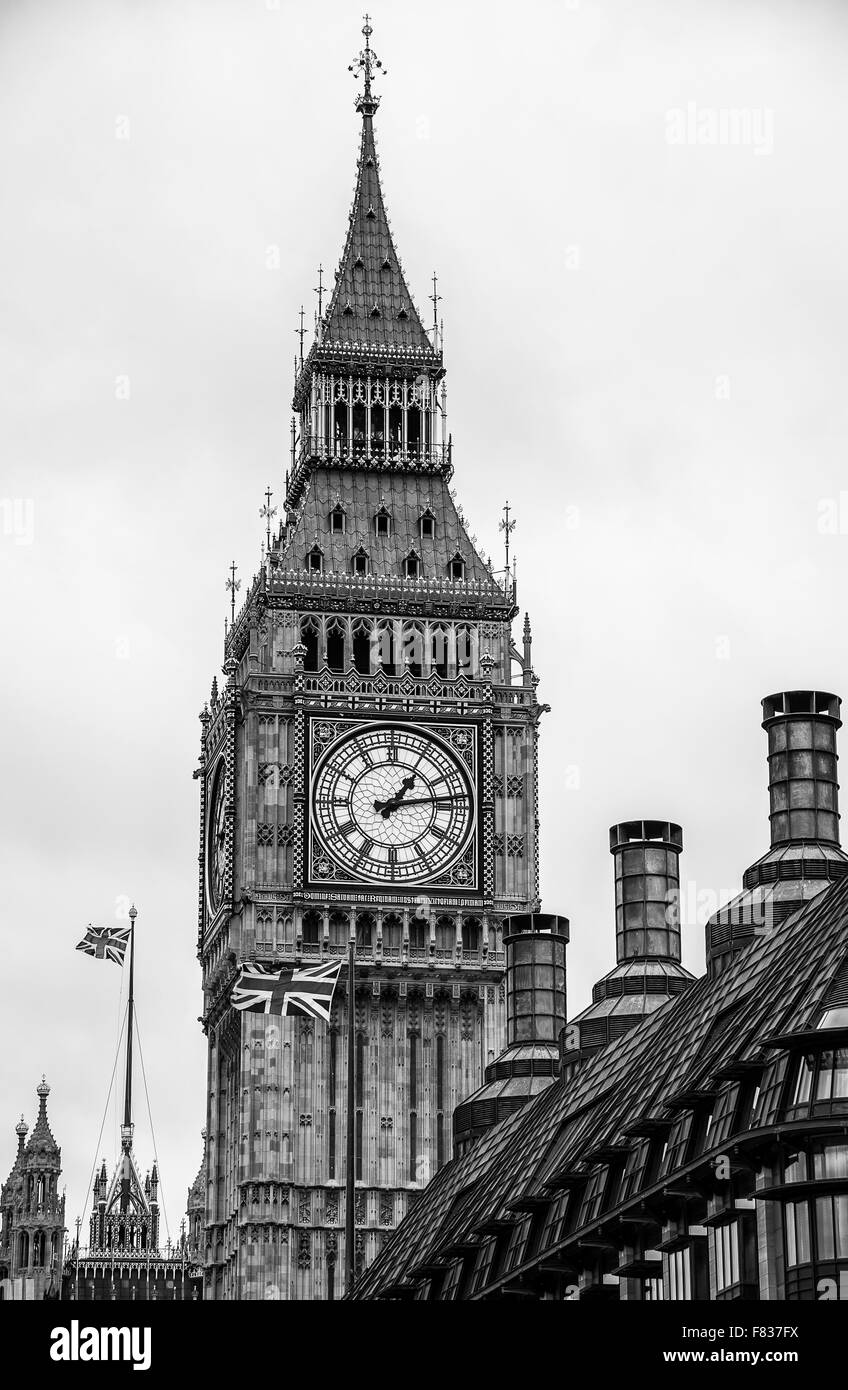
left=231, top=960, right=342, bottom=1024
left=76, top=925, right=131, bottom=965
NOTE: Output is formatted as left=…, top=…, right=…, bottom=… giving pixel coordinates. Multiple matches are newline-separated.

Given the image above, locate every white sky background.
left=2, top=0, right=848, bottom=1233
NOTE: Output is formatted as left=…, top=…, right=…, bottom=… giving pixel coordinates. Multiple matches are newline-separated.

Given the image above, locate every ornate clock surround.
left=306, top=714, right=482, bottom=895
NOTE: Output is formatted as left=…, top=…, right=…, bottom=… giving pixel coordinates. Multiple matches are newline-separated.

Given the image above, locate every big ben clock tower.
left=197, top=20, right=544, bottom=1301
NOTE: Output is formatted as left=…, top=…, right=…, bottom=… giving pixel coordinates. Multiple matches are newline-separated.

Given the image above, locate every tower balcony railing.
left=249, top=939, right=505, bottom=971
left=285, top=432, right=453, bottom=507
left=297, top=432, right=449, bottom=475
left=268, top=565, right=514, bottom=611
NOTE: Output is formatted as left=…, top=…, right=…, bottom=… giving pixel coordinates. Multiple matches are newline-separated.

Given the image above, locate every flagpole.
left=344, top=932, right=356, bottom=1297
left=124, top=907, right=136, bottom=1133
left=120, top=905, right=137, bottom=1218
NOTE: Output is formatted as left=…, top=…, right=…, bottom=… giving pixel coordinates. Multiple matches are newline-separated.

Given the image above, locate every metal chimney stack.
left=560, top=821, right=694, bottom=1070
left=706, top=690, right=848, bottom=977
left=452, top=913, right=569, bottom=1155
left=762, top=691, right=841, bottom=847
left=610, top=819, right=684, bottom=963
left=504, top=913, right=570, bottom=1044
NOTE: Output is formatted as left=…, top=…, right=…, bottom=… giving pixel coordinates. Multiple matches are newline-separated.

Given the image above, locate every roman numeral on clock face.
left=330, top=819, right=356, bottom=840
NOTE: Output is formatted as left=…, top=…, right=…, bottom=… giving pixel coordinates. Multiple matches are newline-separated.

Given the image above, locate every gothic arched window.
left=382, top=914, right=403, bottom=954
left=462, top=917, right=482, bottom=954
left=356, top=912, right=376, bottom=950
left=403, top=622, right=424, bottom=678
left=326, top=619, right=346, bottom=673
left=300, top=617, right=320, bottom=672
left=430, top=625, right=449, bottom=679
left=329, top=912, right=349, bottom=947
left=352, top=618, right=373, bottom=674
left=302, top=911, right=322, bottom=946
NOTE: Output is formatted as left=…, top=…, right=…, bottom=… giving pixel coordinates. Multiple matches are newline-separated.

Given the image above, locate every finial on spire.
left=430, top=271, right=441, bottom=337
left=500, top=501, right=516, bottom=577
left=349, top=14, right=386, bottom=116
left=260, top=485, right=277, bottom=555
left=314, top=264, right=325, bottom=319
left=295, top=305, right=306, bottom=366
left=226, top=561, right=241, bottom=625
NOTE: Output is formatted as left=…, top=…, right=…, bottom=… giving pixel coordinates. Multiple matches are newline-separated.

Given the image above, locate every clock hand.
left=373, top=775, right=417, bottom=818
left=378, top=795, right=466, bottom=809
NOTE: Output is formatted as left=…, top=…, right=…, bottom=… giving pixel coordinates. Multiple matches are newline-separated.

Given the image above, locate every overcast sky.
left=2, top=0, right=847, bottom=1236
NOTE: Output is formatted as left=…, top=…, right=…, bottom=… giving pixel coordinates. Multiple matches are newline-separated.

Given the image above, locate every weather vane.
left=500, top=501, right=516, bottom=575
left=348, top=15, right=386, bottom=112
left=260, top=485, right=277, bottom=554
left=226, top=560, right=241, bottom=624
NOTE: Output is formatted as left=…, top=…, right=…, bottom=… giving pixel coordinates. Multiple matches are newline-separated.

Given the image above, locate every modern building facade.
left=197, top=21, right=543, bottom=1300
left=355, top=692, right=848, bottom=1301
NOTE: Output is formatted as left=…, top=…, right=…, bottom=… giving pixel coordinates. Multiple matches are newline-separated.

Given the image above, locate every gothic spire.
left=306, top=18, right=434, bottom=364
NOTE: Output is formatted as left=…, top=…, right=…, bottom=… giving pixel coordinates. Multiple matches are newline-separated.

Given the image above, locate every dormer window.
left=375, top=507, right=392, bottom=538
left=419, top=510, right=435, bottom=541
left=403, top=550, right=421, bottom=579
left=397, top=306, right=408, bottom=320
left=330, top=505, right=346, bottom=535
left=449, top=553, right=466, bottom=581
left=306, top=545, right=324, bottom=573
left=352, top=547, right=369, bottom=576
left=353, top=255, right=364, bottom=269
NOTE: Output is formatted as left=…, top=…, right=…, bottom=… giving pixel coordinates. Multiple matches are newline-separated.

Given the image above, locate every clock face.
left=207, top=763, right=227, bottom=912
left=310, top=723, right=475, bottom=885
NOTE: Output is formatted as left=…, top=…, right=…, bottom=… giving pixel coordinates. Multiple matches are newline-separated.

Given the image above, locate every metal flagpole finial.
left=226, top=560, right=242, bottom=624
left=349, top=14, right=386, bottom=115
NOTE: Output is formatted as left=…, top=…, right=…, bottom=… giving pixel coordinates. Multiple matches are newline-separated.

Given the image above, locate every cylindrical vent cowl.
left=609, top=820, right=683, bottom=963
left=762, top=691, right=841, bottom=847
left=504, top=913, right=569, bottom=1044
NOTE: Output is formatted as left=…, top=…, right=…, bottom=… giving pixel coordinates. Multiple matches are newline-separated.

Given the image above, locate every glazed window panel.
left=618, top=1139, right=651, bottom=1204
left=752, top=1054, right=788, bottom=1125
left=784, top=1200, right=811, bottom=1269
left=659, top=1113, right=693, bottom=1177
left=501, top=1217, right=532, bottom=1274
left=708, top=1084, right=740, bottom=1149
left=577, top=1166, right=609, bottom=1227
left=710, top=1221, right=740, bottom=1293
left=665, top=1247, right=692, bottom=1300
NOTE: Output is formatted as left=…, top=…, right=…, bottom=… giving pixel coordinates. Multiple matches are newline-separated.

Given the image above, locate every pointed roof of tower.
left=320, top=111, right=433, bottom=354
left=24, top=1076, right=60, bottom=1164
left=293, top=19, right=440, bottom=411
